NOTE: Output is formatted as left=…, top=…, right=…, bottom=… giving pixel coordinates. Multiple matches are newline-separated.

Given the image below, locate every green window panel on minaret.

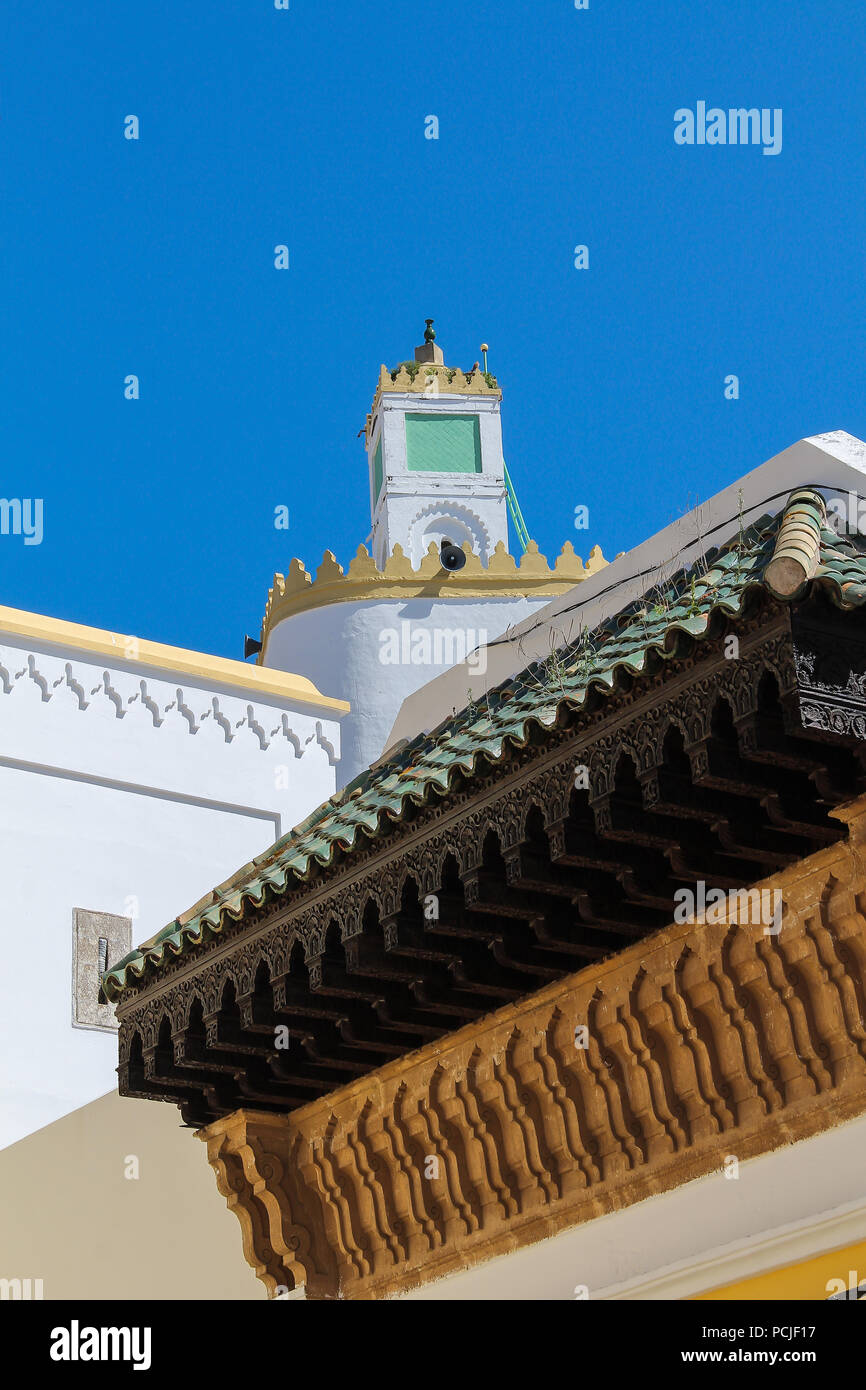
left=405, top=414, right=482, bottom=474
left=372, top=437, right=383, bottom=502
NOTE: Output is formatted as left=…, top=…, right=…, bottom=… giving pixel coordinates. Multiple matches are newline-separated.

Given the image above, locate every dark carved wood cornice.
left=118, top=605, right=793, bottom=1011
left=114, top=597, right=866, bottom=1129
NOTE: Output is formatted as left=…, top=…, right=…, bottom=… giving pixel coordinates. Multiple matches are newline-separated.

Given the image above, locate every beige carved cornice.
left=259, top=540, right=608, bottom=654
left=201, top=796, right=866, bottom=1300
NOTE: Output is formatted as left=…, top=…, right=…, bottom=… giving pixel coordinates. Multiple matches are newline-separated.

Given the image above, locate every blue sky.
left=1, top=0, right=863, bottom=658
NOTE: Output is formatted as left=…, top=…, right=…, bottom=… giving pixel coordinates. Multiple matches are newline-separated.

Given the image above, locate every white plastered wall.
left=263, top=595, right=554, bottom=788
left=0, top=632, right=343, bottom=1150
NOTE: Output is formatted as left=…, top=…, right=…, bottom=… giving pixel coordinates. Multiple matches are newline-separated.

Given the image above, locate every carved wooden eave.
left=113, top=589, right=866, bottom=1126
left=202, top=803, right=866, bottom=1299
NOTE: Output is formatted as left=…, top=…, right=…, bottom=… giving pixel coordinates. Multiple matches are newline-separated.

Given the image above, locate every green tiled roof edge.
left=102, top=487, right=866, bottom=1002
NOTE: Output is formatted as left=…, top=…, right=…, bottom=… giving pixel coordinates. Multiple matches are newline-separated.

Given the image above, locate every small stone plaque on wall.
left=72, top=909, right=132, bottom=1032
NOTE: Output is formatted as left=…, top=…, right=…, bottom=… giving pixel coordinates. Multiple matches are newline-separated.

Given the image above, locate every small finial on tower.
left=415, top=318, right=444, bottom=365
left=480, top=342, right=489, bottom=373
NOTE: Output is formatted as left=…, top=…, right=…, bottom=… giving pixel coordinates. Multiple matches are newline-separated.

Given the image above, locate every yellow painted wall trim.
left=596, top=1198, right=866, bottom=1301
left=0, top=603, right=349, bottom=715
left=696, top=1235, right=866, bottom=1302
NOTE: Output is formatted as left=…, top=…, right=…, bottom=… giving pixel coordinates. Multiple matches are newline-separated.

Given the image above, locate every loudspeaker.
left=440, top=541, right=467, bottom=572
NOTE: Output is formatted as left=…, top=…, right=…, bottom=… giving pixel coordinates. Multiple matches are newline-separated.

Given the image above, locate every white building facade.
left=0, top=604, right=346, bottom=1150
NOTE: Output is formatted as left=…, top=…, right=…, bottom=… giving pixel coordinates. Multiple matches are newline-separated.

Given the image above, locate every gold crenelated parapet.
left=365, top=361, right=502, bottom=435
left=258, top=539, right=608, bottom=655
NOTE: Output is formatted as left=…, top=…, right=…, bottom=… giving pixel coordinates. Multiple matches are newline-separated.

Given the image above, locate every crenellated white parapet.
left=0, top=605, right=347, bottom=1151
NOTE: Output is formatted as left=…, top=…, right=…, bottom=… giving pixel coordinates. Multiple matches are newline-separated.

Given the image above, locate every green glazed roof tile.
left=102, top=488, right=866, bottom=1002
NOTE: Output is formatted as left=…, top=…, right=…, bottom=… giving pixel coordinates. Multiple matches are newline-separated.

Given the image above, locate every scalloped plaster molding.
left=0, top=645, right=328, bottom=758
left=406, top=499, right=492, bottom=566
left=0, top=602, right=346, bottom=715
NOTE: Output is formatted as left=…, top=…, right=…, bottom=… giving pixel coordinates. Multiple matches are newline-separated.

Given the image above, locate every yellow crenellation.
left=364, top=364, right=502, bottom=440
left=259, top=538, right=608, bottom=651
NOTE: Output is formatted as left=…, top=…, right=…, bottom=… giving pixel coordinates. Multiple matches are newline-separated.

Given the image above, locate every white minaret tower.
left=258, top=323, right=607, bottom=787
left=366, top=320, right=509, bottom=567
